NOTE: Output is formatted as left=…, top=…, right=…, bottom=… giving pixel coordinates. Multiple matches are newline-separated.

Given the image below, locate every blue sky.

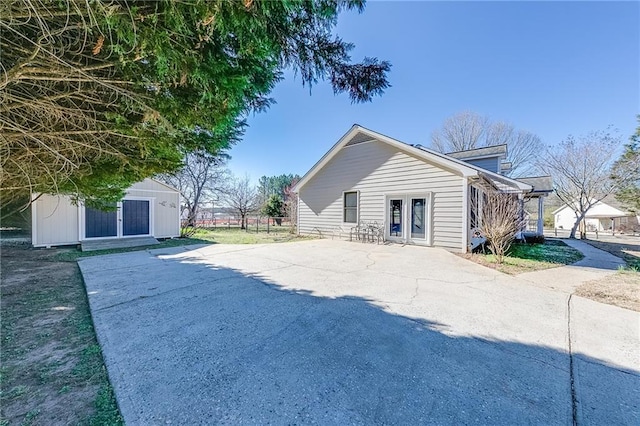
left=228, top=1, right=639, bottom=181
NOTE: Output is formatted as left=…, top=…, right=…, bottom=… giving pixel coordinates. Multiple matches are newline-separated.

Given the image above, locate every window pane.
left=344, top=208, right=357, bottom=223
left=389, top=199, right=403, bottom=236
left=411, top=198, right=426, bottom=239
left=344, top=192, right=358, bottom=207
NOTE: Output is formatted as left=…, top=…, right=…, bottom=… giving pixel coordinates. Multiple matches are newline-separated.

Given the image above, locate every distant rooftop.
left=516, top=176, right=553, bottom=194
left=446, top=144, right=507, bottom=160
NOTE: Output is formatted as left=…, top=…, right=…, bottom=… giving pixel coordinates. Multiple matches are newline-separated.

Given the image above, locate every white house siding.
left=32, top=179, right=179, bottom=247
left=554, top=207, right=590, bottom=230
left=32, top=194, right=80, bottom=247
left=298, top=140, right=465, bottom=251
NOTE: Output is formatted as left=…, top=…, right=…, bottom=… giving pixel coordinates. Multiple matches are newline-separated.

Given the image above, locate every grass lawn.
left=1, top=241, right=123, bottom=426
left=460, top=239, right=584, bottom=275
left=57, top=227, right=314, bottom=262
left=190, top=226, right=313, bottom=245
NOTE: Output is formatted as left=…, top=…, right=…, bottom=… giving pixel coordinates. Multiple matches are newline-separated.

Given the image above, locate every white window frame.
left=342, top=190, right=360, bottom=225
left=384, top=192, right=432, bottom=245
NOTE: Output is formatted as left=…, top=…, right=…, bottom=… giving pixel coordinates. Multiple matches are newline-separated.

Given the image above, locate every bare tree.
left=484, top=121, right=542, bottom=176
left=472, top=187, right=527, bottom=264
left=431, top=112, right=543, bottom=177
left=160, top=151, right=229, bottom=234
left=222, top=175, right=260, bottom=230
left=539, top=129, right=622, bottom=239
left=431, top=111, right=487, bottom=152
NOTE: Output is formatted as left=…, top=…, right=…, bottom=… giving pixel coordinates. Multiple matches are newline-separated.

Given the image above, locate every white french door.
left=385, top=194, right=431, bottom=245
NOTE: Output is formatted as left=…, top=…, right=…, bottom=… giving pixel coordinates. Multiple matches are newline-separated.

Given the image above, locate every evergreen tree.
left=257, top=174, right=301, bottom=202
left=261, top=194, right=285, bottom=225
left=611, top=117, right=640, bottom=212
left=1, top=0, right=390, bottom=207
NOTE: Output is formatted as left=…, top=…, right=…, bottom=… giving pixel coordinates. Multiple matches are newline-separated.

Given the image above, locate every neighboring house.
left=293, top=125, right=552, bottom=253
left=31, top=178, right=180, bottom=247
left=553, top=199, right=640, bottom=234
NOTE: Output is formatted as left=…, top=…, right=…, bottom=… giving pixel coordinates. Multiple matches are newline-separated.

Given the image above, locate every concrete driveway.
left=79, top=240, right=639, bottom=425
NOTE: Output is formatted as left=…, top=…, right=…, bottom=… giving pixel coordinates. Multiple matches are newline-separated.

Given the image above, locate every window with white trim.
left=343, top=191, right=358, bottom=223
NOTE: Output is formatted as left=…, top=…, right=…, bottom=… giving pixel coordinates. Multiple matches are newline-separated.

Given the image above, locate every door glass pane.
left=85, top=204, right=117, bottom=238
left=411, top=198, right=426, bottom=239
left=389, top=199, right=403, bottom=237
left=123, top=200, right=150, bottom=236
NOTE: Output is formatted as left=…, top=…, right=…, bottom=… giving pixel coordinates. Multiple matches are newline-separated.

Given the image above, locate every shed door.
left=85, top=205, right=117, bottom=238
left=122, top=200, right=150, bottom=236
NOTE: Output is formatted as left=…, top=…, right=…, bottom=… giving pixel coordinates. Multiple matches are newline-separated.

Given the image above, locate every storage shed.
left=31, top=178, right=180, bottom=248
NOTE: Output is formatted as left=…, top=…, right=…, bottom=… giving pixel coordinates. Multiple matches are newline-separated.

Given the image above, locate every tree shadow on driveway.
left=79, top=248, right=640, bottom=425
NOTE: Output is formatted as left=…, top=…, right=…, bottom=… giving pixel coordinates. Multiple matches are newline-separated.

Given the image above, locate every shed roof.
left=147, top=178, right=180, bottom=193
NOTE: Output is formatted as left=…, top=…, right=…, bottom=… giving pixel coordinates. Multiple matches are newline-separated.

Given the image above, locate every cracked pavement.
left=79, top=239, right=639, bottom=425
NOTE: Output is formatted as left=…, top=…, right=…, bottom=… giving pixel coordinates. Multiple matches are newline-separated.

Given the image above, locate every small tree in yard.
left=223, top=175, right=260, bottom=230
left=283, top=181, right=299, bottom=234
left=474, top=190, right=527, bottom=264
left=262, top=194, right=284, bottom=225
left=540, top=129, right=622, bottom=239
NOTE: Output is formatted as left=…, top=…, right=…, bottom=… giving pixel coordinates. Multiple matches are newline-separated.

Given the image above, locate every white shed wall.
left=298, top=140, right=465, bottom=251
left=126, top=189, right=180, bottom=238
left=32, top=179, right=180, bottom=247
left=32, top=194, right=80, bottom=247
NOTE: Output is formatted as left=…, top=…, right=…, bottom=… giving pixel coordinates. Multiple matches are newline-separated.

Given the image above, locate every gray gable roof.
left=516, top=176, right=553, bottom=195
left=447, top=144, right=508, bottom=160
left=293, top=125, right=532, bottom=193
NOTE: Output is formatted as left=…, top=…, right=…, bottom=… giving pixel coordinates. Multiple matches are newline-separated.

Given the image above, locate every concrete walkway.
left=517, top=238, right=626, bottom=293
left=79, top=240, right=639, bottom=425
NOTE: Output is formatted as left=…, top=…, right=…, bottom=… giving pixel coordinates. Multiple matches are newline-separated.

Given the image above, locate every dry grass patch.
left=575, top=270, right=640, bottom=312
